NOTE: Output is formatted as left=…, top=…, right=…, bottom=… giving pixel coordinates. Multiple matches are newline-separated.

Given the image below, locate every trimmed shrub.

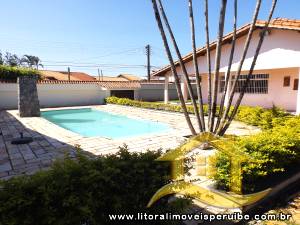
left=105, top=97, right=288, bottom=129
left=0, top=65, right=41, bottom=81
left=0, top=147, right=190, bottom=225
left=212, top=116, right=300, bottom=193
left=236, top=105, right=288, bottom=129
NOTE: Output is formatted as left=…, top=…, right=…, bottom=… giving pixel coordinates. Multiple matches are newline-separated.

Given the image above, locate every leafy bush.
left=0, top=147, right=189, bottom=225
left=212, top=116, right=300, bottom=193
left=105, top=97, right=288, bottom=129
left=0, top=65, right=41, bottom=81
left=106, top=96, right=193, bottom=114
left=236, top=105, right=288, bottom=129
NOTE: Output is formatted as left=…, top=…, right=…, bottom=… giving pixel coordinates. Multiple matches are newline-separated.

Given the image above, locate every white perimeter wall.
left=0, top=83, right=110, bottom=109
left=137, top=83, right=178, bottom=101
left=137, top=83, right=198, bottom=102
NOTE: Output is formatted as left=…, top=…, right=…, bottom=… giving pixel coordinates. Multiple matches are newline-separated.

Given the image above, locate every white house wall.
left=163, top=28, right=300, bottom=111
left=198, top=68, right=298, bottom=111
left=169, top=29, right=300, bottom=75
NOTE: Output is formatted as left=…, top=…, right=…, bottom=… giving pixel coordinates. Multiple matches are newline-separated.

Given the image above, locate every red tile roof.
left=60, top=71, right=96, bottom=81
left=118, top=74, right=142, bottom=81
left=39, top=80, right=141, bottom=89
left=40, top=70, right=96, bottom=81
left=152, top=18, right=300, bottom=77
left=0, top=80, right=141, bottom=89
left=96, top=76, right=128, bottom=82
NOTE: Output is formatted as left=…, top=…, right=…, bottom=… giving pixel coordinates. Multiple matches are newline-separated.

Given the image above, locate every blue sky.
left=0, top=0, right=299, bottom=77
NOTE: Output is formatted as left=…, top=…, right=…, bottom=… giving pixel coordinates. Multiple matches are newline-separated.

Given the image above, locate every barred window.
left=283, top=76, right=290, bottom=87
left=219, top=74, right=269, bottom=94
left=294, top=79, right=299, bottom=91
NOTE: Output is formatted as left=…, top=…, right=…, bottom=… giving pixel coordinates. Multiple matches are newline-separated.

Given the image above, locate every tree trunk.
left=204, top=0, right=213, bottom=131
left=157, top=0, right=202, bottom=133
left=210, top=0, right=227, bottom=132
left=214, top=0, right=238, bottom=133
left=150, top=0, right=197, bottom=135
left=216, top=0, right=262, bottom=135
left=219, top=0, right=278, bottom=135
left=188, top=0, right=205, bottom=132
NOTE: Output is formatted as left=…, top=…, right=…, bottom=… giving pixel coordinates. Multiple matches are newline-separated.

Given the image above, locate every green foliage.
left=0, top=65, right=41, bottom=81
left=236, top=105, right=288, bottom=129
left=106, top=96, right=195, bottom=114
left=0, top=147, right=190, bottom=225
left=105, top=97, right=288, bottom=129
left=212, top=116, right=300, bottom=193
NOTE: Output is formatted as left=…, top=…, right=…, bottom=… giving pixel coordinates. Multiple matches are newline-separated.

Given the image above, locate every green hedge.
left=106, top=96, right=199, bottom=114
left=0, top=65, right=41, bottom=81
left=0, top=147, right=189, bottom=225
left=105, top=96, right=288, bottom=129
left=212, top=116, right=300, bottom=193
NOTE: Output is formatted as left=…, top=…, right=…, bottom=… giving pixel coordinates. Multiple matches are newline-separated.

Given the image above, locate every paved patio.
left=0, top=104, right=260, bottom=179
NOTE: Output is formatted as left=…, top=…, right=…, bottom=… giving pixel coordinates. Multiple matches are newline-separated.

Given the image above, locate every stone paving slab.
left=0, top=105, right=260, bottom=179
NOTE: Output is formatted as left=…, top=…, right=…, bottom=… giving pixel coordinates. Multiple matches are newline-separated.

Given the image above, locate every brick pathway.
left=0, top=110, right=75, bottom=180
left=0, top=104, right=260, bottom=179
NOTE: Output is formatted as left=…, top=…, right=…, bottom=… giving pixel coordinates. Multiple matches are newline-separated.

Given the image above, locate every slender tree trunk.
left=157, top=0, right=202, bottom=133
left=151, top=0, right=197, bottom=135
left=214, top=0, right=237, bottom=133
left=210, top=0, right=227, bottom=132
left=204, top=0, right=213, bottom=131
left=219, top=0, right=277, bottom=135
left=188, top=0, right=205, bottom=132
left=216, top=0, right=262, bottom=135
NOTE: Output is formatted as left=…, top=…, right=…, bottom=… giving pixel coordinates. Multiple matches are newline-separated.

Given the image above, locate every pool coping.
left=7, top=105, right=193, bottom=156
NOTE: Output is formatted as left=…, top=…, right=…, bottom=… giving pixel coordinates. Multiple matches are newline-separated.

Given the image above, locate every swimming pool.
left=41, top=108, right=170, bottom=139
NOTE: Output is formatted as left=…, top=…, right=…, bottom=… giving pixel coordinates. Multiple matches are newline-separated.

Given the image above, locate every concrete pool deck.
left=0, top=104, right=260, bottom=179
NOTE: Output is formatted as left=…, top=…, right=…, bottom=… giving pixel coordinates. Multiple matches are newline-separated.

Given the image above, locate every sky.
left=0, top=0, right=299, bottom=78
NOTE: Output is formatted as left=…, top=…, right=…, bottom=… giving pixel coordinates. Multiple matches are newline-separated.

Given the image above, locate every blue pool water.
left=41, top=108, right=170, bottom=139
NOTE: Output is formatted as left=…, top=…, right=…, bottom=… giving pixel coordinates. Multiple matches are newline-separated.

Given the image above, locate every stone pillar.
left=164, top=75, right=169, bottom=104
left=18, top=75, right=40, bottom=117
left=181, top=76, right=188, bottom=102
left=296, top=68, right=300, bottom=115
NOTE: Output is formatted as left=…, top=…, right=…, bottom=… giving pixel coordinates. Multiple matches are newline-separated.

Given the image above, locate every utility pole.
left=101, top=70, right=103, bottom=81
left=67, top=67, right=71, bottom=81
left=97, top=68, right=101, bottom=81
left=145, top=44, right=151, bottom=81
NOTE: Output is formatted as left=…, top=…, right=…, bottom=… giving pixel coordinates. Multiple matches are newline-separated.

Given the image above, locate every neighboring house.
left=152, top=18, right=300, bottom=114
left=40, top=70, right=97, bottom=81
left=117, top=74, right=143, bottom=81
left=96, top=76, right=127, bottom=82
left=95, top=74, right=142, bottom=82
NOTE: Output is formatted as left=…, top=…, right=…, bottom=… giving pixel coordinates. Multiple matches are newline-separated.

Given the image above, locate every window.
left=219, top=74, right=269, bottom=94
left=283, top=76, right=290, bottom=87
left=294, top=79, right=299, bottom=91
